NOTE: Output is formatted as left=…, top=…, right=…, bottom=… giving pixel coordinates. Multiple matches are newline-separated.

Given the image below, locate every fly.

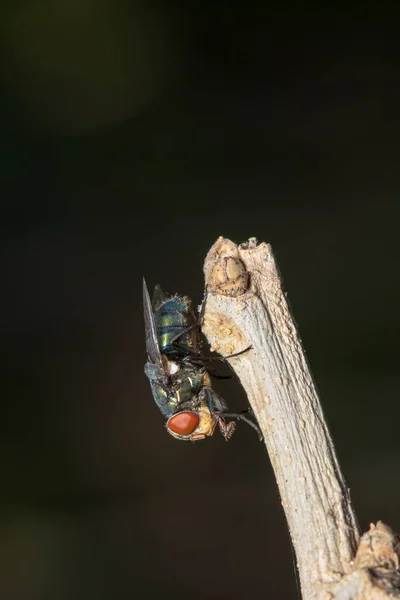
left=143, top=278, right=261, bottom=442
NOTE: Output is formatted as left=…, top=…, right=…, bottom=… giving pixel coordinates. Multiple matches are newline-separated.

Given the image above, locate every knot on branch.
left=326, top=522, right=400, bottom=599
left=204, top=236, right=249, bottom=297
left=354, top=522, right=400, bottom=572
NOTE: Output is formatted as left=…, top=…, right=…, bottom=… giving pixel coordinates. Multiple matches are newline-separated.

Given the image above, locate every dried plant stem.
left=202, top=237, right=400, bottom=600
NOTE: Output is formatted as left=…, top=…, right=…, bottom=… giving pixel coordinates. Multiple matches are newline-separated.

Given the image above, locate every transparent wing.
left=152, top=284, right=166, bottom=310
left=143, top=278, right=162, bottom=366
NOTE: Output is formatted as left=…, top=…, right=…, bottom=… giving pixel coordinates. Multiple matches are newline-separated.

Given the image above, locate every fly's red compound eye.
left=167, top=412, right=199, bottom=436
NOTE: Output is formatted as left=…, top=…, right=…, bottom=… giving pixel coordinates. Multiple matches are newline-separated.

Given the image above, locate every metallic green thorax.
left=150, top=364, right=210, bottom=417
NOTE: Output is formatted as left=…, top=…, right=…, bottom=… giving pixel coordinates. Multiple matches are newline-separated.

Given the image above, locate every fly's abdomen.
left=155, top=297, right=198, bottom=356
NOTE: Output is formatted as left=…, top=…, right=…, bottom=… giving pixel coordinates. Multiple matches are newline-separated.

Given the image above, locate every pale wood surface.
left=202, top=237, right=400, bottom=600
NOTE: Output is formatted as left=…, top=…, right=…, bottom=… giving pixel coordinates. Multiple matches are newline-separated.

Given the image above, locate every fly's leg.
left=168, top=344, right=240, bottom=379
left=177, top=345, right=252, bottom=365
left=206, top=368, right=232, bottom=380
left=202, top=387, right=226, bottom=413
left=170, top=324, right=200, bottom=344
left=217, top=418, right=236, bottom=441
left=198, top=346, right=252, bottom=361
left=202, top=387, right=236, bottom=441
left=202, top=388, right=262, bottom=441
left=214, top=411, right=263, bottom=441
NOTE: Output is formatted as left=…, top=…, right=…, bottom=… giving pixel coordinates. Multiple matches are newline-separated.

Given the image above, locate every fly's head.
left=166, top=400, right=216, bottom=441
left=166, top=392, right=236, bottom=442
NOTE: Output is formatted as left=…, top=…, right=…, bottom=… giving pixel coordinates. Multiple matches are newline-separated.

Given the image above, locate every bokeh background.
left=1, top=3, right=399, bottom=599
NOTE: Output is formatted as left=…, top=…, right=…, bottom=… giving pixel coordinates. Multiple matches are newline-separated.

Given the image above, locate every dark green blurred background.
left=1, top=3, right=399, bottom=599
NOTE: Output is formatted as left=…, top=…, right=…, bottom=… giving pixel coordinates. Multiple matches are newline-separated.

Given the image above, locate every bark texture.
left=202, top=237, right=400, bottom=600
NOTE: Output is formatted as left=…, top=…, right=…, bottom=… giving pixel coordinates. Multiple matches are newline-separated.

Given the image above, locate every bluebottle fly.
left=143, top=278, right=261, bottom=442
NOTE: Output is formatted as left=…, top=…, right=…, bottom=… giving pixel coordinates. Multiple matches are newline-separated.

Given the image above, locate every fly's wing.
left=152, top=284, right=166, bottom=310
left=143, top=278, right=162, bottom=366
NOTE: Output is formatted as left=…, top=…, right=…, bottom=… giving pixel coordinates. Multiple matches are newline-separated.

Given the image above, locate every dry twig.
left=202, top=237, right=400, bottom=600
